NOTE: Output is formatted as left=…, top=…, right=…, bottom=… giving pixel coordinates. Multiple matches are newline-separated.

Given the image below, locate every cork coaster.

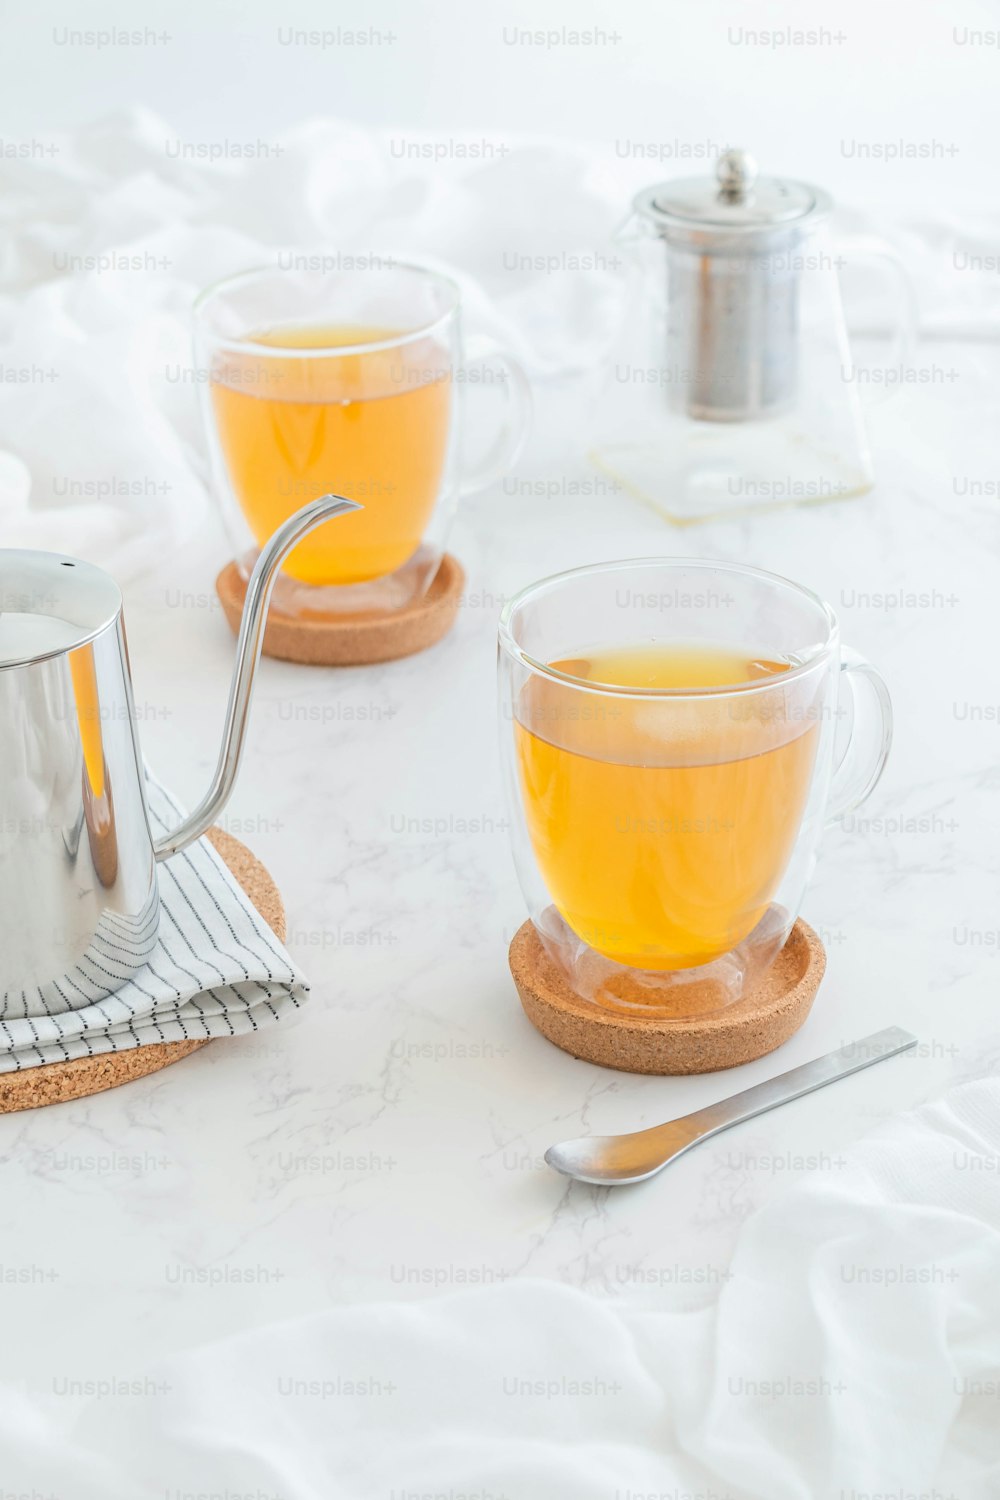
left=510, top=919, right=826, bottom=1075
left=216, top=554, right=465, bottom=665
left=0, top=828, right=285, bottom=1114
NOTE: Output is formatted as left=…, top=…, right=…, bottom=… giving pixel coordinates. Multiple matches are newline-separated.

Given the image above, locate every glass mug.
left=194, top=263, right=531, bottom=616
left=498, top=559, right=892, bottom=1017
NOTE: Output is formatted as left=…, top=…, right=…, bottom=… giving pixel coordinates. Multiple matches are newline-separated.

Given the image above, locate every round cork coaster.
left=0, top=828, right=285, bottom=1115
left=509, top=919, right=826, bottom=1076
left=215, top=554, right=465, bottom=666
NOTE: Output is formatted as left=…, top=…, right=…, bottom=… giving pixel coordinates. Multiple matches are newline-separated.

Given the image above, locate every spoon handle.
left=677, top=1026, right=917, bottom=1142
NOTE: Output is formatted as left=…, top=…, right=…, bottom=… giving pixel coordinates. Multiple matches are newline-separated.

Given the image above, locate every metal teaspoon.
left=545, top=1026, right=918, bottom=1186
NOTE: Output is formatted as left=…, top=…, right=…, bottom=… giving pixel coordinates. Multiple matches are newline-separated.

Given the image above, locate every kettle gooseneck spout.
left=152, top=493, right=361, bottom=860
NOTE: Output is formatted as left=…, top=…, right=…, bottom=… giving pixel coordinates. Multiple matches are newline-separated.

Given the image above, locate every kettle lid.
left=636, top=148, right=828, bottom=232
left=0, top=551, right=122, bottom=670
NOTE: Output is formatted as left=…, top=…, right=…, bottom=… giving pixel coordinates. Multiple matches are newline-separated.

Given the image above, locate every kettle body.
left=0, top=556, right=157, bottom=1014
left=0, top=494, right=358, bottom=1015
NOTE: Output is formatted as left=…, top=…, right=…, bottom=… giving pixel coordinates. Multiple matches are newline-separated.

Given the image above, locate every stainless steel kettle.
left=0, top=493, right=358, bottom=1016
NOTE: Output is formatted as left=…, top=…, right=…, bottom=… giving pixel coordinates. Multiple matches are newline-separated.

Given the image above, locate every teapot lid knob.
left=716, top=148, right=759, bottom=202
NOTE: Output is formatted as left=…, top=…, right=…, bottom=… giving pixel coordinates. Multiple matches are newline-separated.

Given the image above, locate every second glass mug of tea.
left=498, top=559, right=892, bottom=1016
left=194, top=262, right=531, bottom=616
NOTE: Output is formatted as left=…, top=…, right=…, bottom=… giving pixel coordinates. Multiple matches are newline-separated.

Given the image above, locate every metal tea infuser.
left=590, top=148, right=916, bottom=522
left=0, top=494, right=357, bottom=1017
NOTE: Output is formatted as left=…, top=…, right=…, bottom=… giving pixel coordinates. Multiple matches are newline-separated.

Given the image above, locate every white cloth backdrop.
left=2, top=109, right=1000, bottom=576
left=2, top=1075, right=998, bottom=1496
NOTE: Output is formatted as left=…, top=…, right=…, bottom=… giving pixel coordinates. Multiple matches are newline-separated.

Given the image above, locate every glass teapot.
left=589, top=149, right=916, bottom=522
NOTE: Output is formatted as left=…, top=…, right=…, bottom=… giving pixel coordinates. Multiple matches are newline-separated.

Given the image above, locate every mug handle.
left=459, top=335, right=533, bottom=496
left=837, top=235, right=919, bottom=408
left=826, top=646, right=894, bottom=826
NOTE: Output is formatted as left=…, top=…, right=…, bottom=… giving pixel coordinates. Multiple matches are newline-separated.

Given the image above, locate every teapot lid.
left=0, top=551, right=122, bottom=669
left=635, top=149, right=828, bottom=233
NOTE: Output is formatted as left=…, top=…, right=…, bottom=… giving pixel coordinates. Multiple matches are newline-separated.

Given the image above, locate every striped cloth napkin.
left=0, top=775, right=308, bottom=1072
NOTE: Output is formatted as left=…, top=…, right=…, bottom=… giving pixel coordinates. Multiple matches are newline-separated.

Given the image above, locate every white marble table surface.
left=2, top=337, right=998, bottom=1426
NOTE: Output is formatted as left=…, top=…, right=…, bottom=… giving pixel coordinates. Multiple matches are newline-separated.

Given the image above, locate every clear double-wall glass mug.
left=498, top=559, right=892, bottom=1016
left=195, top=263, right=531, bottom=616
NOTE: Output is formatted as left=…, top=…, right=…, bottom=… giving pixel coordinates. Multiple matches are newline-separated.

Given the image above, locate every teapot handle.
left=153, top=494, right=360, bottom=860
left=837, top=235, right=919, bottom=408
